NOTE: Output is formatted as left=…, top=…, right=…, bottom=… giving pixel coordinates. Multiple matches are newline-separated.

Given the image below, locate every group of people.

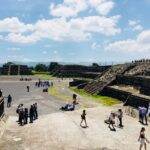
left=60, top=94, right=78, bottom=111
left=0, top=90, right=12, bottom=108
left=104, top=109, right=123, bottom=131
left=20, top=77, right=32, bottom=81
left=35, top=79, right=53, bottom=88
left=81, top=109, right=149, bottom=150
left=35, top=79, right=53, bottom=93
left=16, top=103, right=38, bottom=126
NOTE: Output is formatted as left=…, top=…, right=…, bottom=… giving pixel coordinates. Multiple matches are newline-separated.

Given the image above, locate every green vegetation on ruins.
left=70, top=87, right=121, bottom=106
left=32, top=72, right=54, bottom=80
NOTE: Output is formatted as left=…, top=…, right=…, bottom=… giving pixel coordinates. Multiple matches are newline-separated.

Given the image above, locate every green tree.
left=34, top=64, right=47, bottom=72
left=48, top=62, right=60, bottom=72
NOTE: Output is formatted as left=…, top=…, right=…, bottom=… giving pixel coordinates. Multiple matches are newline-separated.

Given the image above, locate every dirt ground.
left=0, top=77, right=150, bottom=150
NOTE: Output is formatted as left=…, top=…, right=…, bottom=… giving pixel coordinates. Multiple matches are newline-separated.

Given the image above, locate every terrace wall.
left=116, top=75, right=150, bottom=96
left=101, top=86, right=150, bottom=108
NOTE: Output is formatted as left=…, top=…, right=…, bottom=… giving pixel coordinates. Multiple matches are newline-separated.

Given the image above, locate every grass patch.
left=70, top=87, right=121, bottom=106
left=33, top=72, right=54, bottom=80
left=48, top=86, right=71, bottom=102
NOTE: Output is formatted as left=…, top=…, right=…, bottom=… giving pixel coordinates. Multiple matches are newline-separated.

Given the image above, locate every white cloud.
left=6, top=33, right=40, bottom=44
left=106, top=30, right=150, bottom=52
left=50, top=0, right=115, bottom=18
left=50, top=0, right=87, bottom=18
left=89, top=0, right=115, bottom=15
left=0, top=0, right=120, bottom=44
left=0, top=15, right=120, bottom=44
left=0, top=17, right=33, bottom=33
left=128, top=20, right=143, bottom=31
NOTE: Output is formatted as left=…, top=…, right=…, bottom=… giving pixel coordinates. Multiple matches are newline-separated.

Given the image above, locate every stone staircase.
left=125, top=62, right=150, bottom=76
left=84, top=64, right=132, bottom=94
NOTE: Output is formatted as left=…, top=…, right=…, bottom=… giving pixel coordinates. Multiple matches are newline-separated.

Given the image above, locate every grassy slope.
left=33, top=72, right=54, bottom=80
left=70, top=87, right=121, bottom=106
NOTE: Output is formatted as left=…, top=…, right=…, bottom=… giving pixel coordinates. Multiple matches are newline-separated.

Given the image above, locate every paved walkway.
left=0, top=79, right=150, bottom=150
left=0, top=106, right=150, bottom=150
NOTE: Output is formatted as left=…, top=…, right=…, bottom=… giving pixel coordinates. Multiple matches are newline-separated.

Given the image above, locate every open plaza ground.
left=0, top=76, right=150, bottom=150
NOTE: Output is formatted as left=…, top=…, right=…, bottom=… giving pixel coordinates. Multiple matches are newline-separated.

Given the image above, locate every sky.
left=0, top=0, right=150, bottom=64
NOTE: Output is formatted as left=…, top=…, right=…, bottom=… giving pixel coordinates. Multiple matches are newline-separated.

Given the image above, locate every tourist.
left=117, top=109, right=123, bottom=127
left=27, top=85, right=30, bottom=92
left=139, top=106, right=148, bottom=125
left=0, top=89, right=2, bottom=97
left=72, top=94, right=78, bottom=105
left=16, top=104, right=23, bottom=122
left=19, top=107, right=25, bottom=126
left=60, top=103, right=75, bottom=111
left=33, top=103, right=38, bottom=119
left=139, top=106, right=143, bottom=123
left=24, top=108, right=28, bottom=124
left=108, top=112, right=116, bottom=131
left=80, top=110, right=88, bottom=128
left=147, top=103, right=150, bottom=117
left=138, top=127, right=149, bottom=150
left=142, top=106, right=148, bottom=125
left=29, top=105, right=34, bottom=123
left=7, top=94, right=12, bottom=108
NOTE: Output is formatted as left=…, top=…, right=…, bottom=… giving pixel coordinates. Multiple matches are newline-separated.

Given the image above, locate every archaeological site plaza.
left=0, top=0, right=150, bottom=150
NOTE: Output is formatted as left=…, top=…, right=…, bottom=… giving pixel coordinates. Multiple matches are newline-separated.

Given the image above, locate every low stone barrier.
left=101, top=86, right=150, bottom=108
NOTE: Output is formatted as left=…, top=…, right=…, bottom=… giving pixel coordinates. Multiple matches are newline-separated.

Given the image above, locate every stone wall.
left=101, top=86, right=150, bottom=108
left=116, top=75, right=150, bottom=96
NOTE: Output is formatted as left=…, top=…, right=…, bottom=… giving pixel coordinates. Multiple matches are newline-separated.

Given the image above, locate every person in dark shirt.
left=80, top=110, right=88, bottom=128
left=117, top=109, right=123, bottom=127
left=0, top=89, right=2, bottom=97
left=29, top=105, right=34, bottom=123
left=24, top=108, right=28, bottom=124
left=7, top=94, right=12, bottom=108
left=27, top=85, right=30, bottom=92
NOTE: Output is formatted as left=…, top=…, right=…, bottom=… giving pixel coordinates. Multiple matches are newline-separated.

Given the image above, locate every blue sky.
left=0, top=0, right=150, bottom=64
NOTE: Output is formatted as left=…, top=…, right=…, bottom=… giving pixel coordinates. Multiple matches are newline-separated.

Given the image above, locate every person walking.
left=7, top=94, right=12, bottom=108
left=138, top=127, right=149, bottom=150
left=108, top=112, right=116, bottom=131
left=80, top=110, right=88, bottom=128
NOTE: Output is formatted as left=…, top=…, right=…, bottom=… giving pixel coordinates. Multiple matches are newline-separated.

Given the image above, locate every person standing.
left=138, top=127, right=149, bottom=150
left=34, top=103, right=38, bottom=119
left=27, top=85, right=30, bottom=92
left=139, top=107, right=143, bottom=123
left=19, top=107, right=24, bottom=126
left=80, top=110, right=88, bottom=128
left=7, top=94, right=12, bottom=108
left=24, top=108, right=28, bottom=124
left=118, top=109, right=123, bottom=127
left=29, top=105, right=34, bottom=123
left=0, top=89, right=2, bottom=97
